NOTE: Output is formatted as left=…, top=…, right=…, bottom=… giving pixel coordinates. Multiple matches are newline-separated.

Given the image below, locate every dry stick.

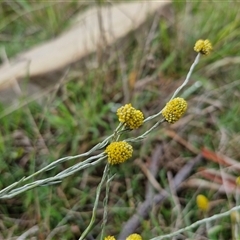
left=145, top=144, right=163, bottom=199
left=118, top=154, right=203, bottom=240
left=17, top=225, right=39, bottom=240
left=138, top=12, right=160, bottom=77
left=167, top=171, right=183, bottom=240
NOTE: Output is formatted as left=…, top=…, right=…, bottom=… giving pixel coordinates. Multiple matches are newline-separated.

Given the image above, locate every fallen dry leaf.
left=0, top=1, right=171, bottom=104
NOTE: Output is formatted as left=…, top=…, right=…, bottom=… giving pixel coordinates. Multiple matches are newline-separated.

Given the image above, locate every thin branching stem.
left=79, top=164, right=109, bottom=240
left=126, top=119, right=165, bottom=142
left=0, top=51, right=200, bottom=198
left=0, top=123, right=122, bottom=198
left=150, top=205, right=240, bottom=240
left=0, top=156, right=106, bottom=199
left=170, top=53, right=201, bottom=100
left=144, top=53, right=201, bottom=123
left=100, top=164, right=112, bottom=240
left=0, top=49, right=203, bottom=240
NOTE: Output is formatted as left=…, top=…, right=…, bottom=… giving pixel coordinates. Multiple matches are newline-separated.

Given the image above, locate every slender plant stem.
left=150, top=205, right=240, bottom=240
left=144, top=53, right=201, bottom=123
left=204, top=212, right=211, bottom=239
left=100, top=164, right=112, bottom=240
left=0, top=50, right=200, bottom=198
left=79, top=164, right=109, bottom=240
left=170, top=53, right=201, bottom=100
left=0, top=156, right=105, bottom=199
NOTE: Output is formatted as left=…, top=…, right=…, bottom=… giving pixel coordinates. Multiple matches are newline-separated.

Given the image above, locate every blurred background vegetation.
left=0, top=1, right=240, bottom=239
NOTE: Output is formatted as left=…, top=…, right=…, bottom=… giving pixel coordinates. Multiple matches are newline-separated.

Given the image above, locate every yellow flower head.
left=126, top=233, right=142, bottom=240
left=105, top=141, right=133, bottom=165
left=117, top=103, right=144, bottom=129
left=236, top=176, right=240, bottom=186
left=196, top=194, right=209, bottom=212
left=162, top=97, right=187, bottom=123
left=104, top=236, right=116, bottom=240
left=231, top=211, right=240, bottom=223
left=194, top=39, right=213, bottom=55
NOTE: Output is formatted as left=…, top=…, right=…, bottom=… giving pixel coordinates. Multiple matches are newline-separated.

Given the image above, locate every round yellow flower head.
left=236, top=176, right=240, bottom=186
left=104, top=236, right=116, bottom=240
left=126, top=233, right=142, bottom=240
left=196, top=194, right=209, bottom=212
left=117, top=103, right=144, bottom=129
left=105, top=141, right=133, bottom=165
left=194, top=39, right=213, bottom=55
left=162, top=97, right=187, bottom=123
left=231, top=211, right=240, bottom=223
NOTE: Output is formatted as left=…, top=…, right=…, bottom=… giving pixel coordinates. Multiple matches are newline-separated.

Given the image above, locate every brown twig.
left=145, top=144, right=163, bottom=199
left=118, top=154, right=202, bottom=240
left=167, top=171, right=183, bottom=240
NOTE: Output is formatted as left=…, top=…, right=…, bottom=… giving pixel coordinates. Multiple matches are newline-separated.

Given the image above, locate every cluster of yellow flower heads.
left=104, top=39, right=212, bottom=165
left=104, top=233, right=142, bottom=240
left=194, top=39, right=213, bottom=55
left=105, top=98, right=188, bottom=164
left=103, top=39, right=214, bottom=238
left=105, top=141, right=133, bottom=165
left=162, top=97, right=187, bottom=124
left=117, top=103, right=144, bottom=130
left=105, top=104, right=144, bottom=165
left=196, top=194, right=209, bottom=212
